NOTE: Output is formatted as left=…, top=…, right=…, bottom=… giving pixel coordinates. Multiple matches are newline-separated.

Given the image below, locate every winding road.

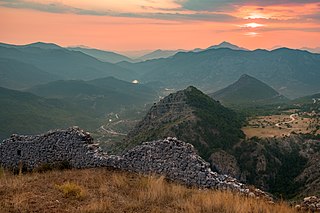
left=275, top=113, right=298, bottom=128
left=100, top=125, right=127, bottom=136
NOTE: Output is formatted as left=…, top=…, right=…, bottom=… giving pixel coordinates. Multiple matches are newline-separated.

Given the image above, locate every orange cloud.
left=0, top=1, right=319, bottom=51
left=234, top=2, right=320, bottom=21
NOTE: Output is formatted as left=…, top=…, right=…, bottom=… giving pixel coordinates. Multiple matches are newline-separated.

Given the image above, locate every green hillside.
left=27, top=78, right=158, bottom=116
left=0, top=87, right=98, bottom=140
left=211, top=74, right=288, bottom=106
left=293, top=93, right=320, bottom=105
left=126, top=86, right=244, bottom=159
left=68, top=47, right=133, bottom=63
left=0, top=43, right=135, bottom=81
left=0, top=58, right=60, bottom=90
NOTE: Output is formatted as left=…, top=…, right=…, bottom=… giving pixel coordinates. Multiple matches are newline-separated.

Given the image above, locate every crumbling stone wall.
left=0, top=127, right=271, bottom=199
left=0, top=127, right=109, bottom=169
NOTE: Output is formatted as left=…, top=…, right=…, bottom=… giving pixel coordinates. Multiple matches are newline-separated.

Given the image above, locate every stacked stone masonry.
left=0, top=127, right=271, bottom=199
left=296, top=196, right=320, bottom=212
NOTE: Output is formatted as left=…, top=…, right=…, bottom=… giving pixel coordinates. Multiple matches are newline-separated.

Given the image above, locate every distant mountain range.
left=132, top=41, right=247, bottom=61
left=0, top=42, right=61, bottom=50
left=194, top=41, right=248, bottom=52
left=1, top=41, right=320, bottom=99
left=136, top=49, right=186, bottom=61
left=119, top=47, right=320, bottom=98
left=68, top=47, right=133, bottom=63
left=211, top=74, right=288, bottom=105
left=0, top=42, right=135, bottom=88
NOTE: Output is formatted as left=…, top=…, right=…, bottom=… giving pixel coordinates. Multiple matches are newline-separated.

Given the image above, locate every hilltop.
left=211, top=74, right=288, bottom=105
left=125, top=86, right=320, bottom=199
left=127, top=86, right=244, bottom=159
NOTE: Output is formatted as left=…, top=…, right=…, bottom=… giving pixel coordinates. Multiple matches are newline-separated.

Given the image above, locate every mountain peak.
left=219, top=41, right=233, bottom=45
left=26, top=42, right=62, bottom=49
left=211, top=75, right=287, bottom=105
left=207, top=41, right=247, bottom=51
left=239, top=73, right=255, bottom=80
left=126, top=86, right=244, bottom=160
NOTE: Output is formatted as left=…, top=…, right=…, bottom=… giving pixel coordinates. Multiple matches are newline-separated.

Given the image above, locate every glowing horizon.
left=0, top=0, right=319, bottom=51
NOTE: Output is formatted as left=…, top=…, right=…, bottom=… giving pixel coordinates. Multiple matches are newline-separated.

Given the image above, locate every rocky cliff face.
left=210, top=135, right=320, bottom=199
left=127, top=87, right=197, bottom=146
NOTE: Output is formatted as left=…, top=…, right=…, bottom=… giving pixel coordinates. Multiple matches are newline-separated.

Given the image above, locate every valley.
left=93, top=111, right=143, bottom=153
left=2, top=0, right=320, bottom=211
left=243, top=110, right=319, bottom=138
left=1, top=40, right=320, bottom=212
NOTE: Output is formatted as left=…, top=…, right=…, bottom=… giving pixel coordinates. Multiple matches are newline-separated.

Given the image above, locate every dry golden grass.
left=0, top=168, right=298, bottom=213
left=56, top=182, right=87, bottom=200
left=243, top=113, right=314, bottom=138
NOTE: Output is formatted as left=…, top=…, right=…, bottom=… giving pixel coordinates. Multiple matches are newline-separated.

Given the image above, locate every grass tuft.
left=56, top=182, right=86, bottom=200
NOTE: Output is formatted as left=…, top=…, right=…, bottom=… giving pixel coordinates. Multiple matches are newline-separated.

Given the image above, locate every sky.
left=0, top=0, right=320, bottom=51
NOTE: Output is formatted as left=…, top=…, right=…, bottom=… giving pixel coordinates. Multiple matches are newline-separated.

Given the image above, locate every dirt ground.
left=243, top=112, right=318, bottom=138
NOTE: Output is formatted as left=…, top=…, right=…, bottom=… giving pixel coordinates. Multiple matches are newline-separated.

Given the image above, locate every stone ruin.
left=295, top=196, right=320, bottom=212
left=0, top=127, right=272, bottom=200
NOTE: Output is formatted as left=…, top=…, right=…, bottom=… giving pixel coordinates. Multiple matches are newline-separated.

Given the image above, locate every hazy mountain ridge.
left=137, top=49, right=185, bottom=61
left=68, top=47, right=133, bottom=63
left=0, top=42, right=62, bottom=49
left=0, top=58, right=60, bottom=90
left=2, top=41, right=319, bottom=99
left=0, top=43, right=136, bottom=82
left=123, top=47, right=320, bottom=98
left=26, top=77, right=158, bottom=116
left=194, top=41, right=248, bottom=52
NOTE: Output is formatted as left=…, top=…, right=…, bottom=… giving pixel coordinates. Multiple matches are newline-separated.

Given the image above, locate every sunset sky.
left=1, top=0, right=320, bottom=51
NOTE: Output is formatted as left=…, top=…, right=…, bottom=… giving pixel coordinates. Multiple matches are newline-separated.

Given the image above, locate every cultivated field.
left=243, top=110, right=319, bottom=138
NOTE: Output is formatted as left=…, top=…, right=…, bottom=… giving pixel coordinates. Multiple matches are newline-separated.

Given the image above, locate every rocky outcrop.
left=0, top=128, right=271, bottom=200
left=296, top=196, right=320, bottom=212
left=195, top=134, right=320, bottom=199
left=209, top=150, right=241, bottom=179
left=126, top=87, right=196, bottom=148
left=126, top=86, right=244, bottom=160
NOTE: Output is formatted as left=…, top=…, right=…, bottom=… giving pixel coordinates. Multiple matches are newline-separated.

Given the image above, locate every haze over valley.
left=1, top=0, right=320, bottom=212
